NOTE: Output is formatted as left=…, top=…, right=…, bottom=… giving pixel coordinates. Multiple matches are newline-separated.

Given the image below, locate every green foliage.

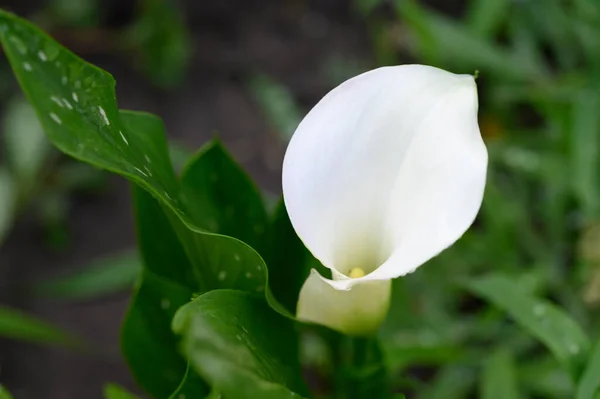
left=465, top=274, right=590, bottom=380
left=127, top=0, right=191, bottom=88
left=577, top=337, right=600, bottom=399
left=173, top=289, right=308, bottom=398
left=3, top=0, right=600, bottom=398
left=480, top=349, right=519, bottom=399
left=103, top=383, right=141, bottom=399
left=248, top=74, right=303, bottom=141
left=0, top=386, right=14, bottom=399
left=0, top=168, right=15, bottom=244
left=33, top=250, right=140, bottom=300
left=0, top=305, right=83, bottom=348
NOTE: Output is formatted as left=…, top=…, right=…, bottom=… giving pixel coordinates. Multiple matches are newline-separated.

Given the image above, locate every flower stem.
left=336, top=336, right=388, bottom=399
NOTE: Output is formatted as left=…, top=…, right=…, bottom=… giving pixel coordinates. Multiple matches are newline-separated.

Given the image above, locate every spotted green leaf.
left=0, top=10, right=287, bottom=315
left=465, top=274, right=590, bottom=380
left=173, top=289, right=309, bottom=399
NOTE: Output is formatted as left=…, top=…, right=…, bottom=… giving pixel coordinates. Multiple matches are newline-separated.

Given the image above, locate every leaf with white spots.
left=464, top=274, right=590, bottom=380
left=173, top=290, right=309, bottom=399
left=0, top=10, right=303, bottom=396
left=181, top=141, right=268, bottom=254
left=0, top=10, right=283, bottom=313
left=0, top=9, right=181, bottom=209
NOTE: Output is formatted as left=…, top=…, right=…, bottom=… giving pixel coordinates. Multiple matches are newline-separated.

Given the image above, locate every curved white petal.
left=283, top=65, right=487, bottom=290
left=296, top=269, right=392, bottom=336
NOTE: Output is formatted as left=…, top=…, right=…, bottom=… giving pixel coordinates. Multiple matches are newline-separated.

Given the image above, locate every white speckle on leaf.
left=62, top=98, right=73, bottom=110
left=245, top=272, right=252, bottom=279
left=55, top=61, right=61, bottom=67
left=38, top=50, right=47, bottom=61
left=145, top=154, right=151, bottom=163
left=533, top=304, right=546, bottom=317
left=160, top=298, right=170, bottom=309
left=74, top=80, right=81, bottom=89
left=218, top=271, right=227, bottom=281
left=8, top=36, right=26, bottom=54
left=234, top=254, right=241, bottom=262
left=569, top=343, right=580, bottom=354
left=49, top=112, right=62, bottom=125
left=134, top=167, right=148, bottom=177
left=72, top=92, right=79, bottom=102
left=119, top=130, right=129, bottom=145
left=61, top=76, right=68, bottom=85
left=98, top=106, right=110, bottom=125
left=50, top=96, right=64, bottom=108
left=22, top=62, right=32, bottom=71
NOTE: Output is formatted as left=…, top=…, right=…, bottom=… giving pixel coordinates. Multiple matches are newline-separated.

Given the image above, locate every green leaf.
left=519, top=357, right=573, bottom=399
left=353, top=0, right=385, bottom=15
left=0, top=385, right=14, bottom=399
left=0, top=15, right=301, bottom=398
left=576, top=337, right=600, bottom=399
left=103, top=383, right=141, bottom=399
left=167, top=363, right=211, bottom=399
left=465, top=274, right=590, bottom=380
left=466, top=0, right=510, bottom=38
left=248, top=74, right=302, bottom=141
left=168, top=141, right=193, bottom=172
left=123, top=269, right=200, bottom=398
left=127, top=0, right=191, bottom=88
left=0, top=167, right=16, bottom=245
left=480, top=349, right=519, bottom=399
left=173, top=289, right=308, bottom=399
left=33, top=250, right=140, bottom=300
left=180, top=141, right=268, bottom=254
left=122, top=187, right=206, bottom=398
left=395, top=0, right=547, bottom=81
left=0, top=11, right=181, bottom=207
left=0, top=305, right=83, bottom=348
left=50, top=0, right=100, bottom=27
left=2, top=95, right=50, bottom=186
left=420, top=365, right=475, bottom=399
left=0, top=11, right=284, bottom=312
left=570, top=89, right=600, bottom=218
left=267, top=200, right=311, bottom=313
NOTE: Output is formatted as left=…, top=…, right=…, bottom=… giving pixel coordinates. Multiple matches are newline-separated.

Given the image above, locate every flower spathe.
left=282, top=64, right=488, bottom=336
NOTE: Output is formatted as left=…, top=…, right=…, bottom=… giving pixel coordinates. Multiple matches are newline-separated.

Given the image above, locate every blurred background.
left=1, top=0, right=600, bottom=398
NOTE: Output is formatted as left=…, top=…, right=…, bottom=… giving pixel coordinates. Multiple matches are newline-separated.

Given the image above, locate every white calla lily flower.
left=282, top=65, right=488, bottom=336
